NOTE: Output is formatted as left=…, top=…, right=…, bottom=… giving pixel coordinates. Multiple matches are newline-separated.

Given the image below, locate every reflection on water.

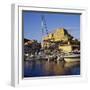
left=24, top=59, right=80, bottom=77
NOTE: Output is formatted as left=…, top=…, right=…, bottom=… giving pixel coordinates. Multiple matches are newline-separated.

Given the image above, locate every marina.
left=24, top=58, right=80, bottom=77
left=25, top=52, right=80, bottom=63
left=23, top=11, right=80, bottom=77
left=24, top=52, right=80, bottom=77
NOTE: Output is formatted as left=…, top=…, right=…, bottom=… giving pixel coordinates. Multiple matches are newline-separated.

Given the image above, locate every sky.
left=23, top=11, right=80, bottom=42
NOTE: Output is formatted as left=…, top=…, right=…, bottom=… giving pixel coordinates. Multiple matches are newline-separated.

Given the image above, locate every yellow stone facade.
left=43, top=28, right=71, bottom=42
left=58, top=45, right=72, bottom=53
left=42, top=28, right=77, bottom=53
left=42, top=28, right=79, bottom=53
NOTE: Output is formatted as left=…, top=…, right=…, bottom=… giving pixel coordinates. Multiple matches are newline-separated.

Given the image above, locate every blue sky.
left=23, top=11, right=80, bottom=42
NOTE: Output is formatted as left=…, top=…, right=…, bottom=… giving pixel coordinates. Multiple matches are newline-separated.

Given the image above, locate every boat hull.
left=64, top=57, right=80, bottom=62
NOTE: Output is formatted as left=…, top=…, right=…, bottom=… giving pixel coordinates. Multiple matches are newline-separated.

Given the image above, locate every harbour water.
left=24, top=58, right=80, bottom=77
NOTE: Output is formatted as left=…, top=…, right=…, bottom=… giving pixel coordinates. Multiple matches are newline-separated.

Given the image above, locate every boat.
left=63, top=53, right=80, bottom=62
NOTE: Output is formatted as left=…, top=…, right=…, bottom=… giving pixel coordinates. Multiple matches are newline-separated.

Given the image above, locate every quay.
left=24, top=28, right=80, bottom=63
left=25, top=52, right=80, bottom=63
left=25, top=54, right=65, bottom=62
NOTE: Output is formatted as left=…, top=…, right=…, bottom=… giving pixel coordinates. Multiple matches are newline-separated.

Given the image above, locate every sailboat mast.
left=41, top=15, right=48, bottom=48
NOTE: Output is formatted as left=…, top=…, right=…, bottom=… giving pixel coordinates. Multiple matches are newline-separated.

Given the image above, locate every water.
left=24, top=59, right=80, bottom=77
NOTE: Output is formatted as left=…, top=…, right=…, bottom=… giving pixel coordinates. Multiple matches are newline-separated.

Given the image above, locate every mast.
left=41, top=15, right=48, bottom=48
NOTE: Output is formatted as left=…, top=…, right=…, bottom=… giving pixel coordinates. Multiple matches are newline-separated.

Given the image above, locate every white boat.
left=64, top=53, right=80, bottom=62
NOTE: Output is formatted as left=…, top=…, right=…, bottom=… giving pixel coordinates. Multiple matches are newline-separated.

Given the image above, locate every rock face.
left=43, top=28, right=73, bottom=42
left=42, top=28, right=80, bottom=53
left=43, top=28, right=73, bottom=48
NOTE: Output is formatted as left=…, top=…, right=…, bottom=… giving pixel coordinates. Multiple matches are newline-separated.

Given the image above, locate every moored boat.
left=64, top=53, right=80, bottom=62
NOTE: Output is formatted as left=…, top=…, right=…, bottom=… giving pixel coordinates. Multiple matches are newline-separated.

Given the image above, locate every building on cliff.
left=42, top=28, right=80, bottom=53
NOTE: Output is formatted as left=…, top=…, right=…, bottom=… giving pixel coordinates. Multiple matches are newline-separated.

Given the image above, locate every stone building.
left=42, top=28, right=80, bottom=53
